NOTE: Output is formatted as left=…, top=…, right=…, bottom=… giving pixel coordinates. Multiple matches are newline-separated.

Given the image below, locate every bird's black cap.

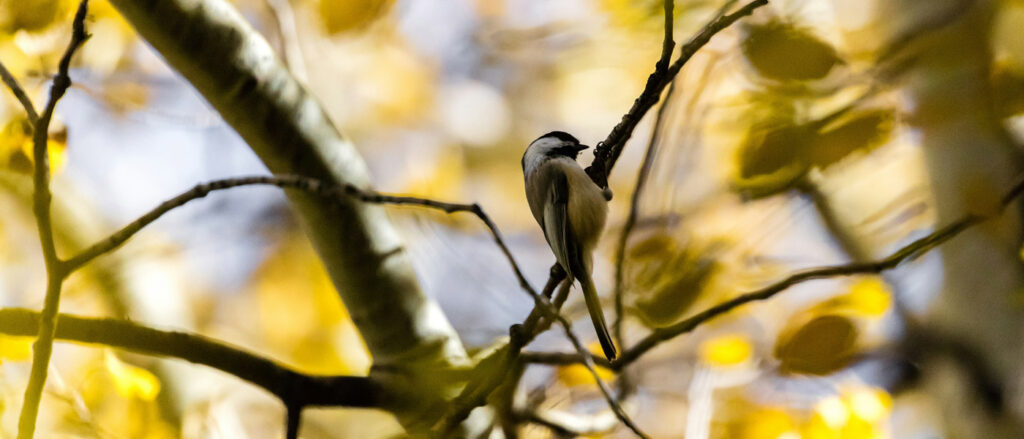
left=537, top=131, right=580, bottom=144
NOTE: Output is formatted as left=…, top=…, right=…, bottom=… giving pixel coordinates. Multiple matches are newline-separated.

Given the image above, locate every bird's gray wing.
left=543, top=170, right=581, bottom=277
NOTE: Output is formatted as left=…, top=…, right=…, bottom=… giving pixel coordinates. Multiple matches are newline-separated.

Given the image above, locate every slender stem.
left=18, top=3, right=90, bottom=438
left=0, top=308, right=378, bottom=408
left=612, top=82, right=676, bottom=351
left=0, top=62, right=39, bottom=122
left=517, top=175, right=1024, bottom=369
left=587, top=0, right=768, bottom=188
left=285, top=405, right=301, bottom=439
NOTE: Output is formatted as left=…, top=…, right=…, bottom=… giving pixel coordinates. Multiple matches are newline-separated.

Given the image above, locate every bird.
left=522, top=131, right=616, bottom=360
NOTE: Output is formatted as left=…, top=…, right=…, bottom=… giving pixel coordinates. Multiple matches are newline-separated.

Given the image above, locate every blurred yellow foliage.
left=0, top=115, right=67, bottom=174
left=630, top=236, right=718, bottom=328
left=817, top=277, right=892, bottom=318
left=254, top=233, right=371, bottom=375
left=104, top=350, right=161, bottom=401
left=700, top=334, right=753, bottom=367
left=599, top=0, right=673, bottom=30
left=775, top=314, right=858, bottom=375
left=804, top=388, right=891, bottom=439
left=317, top=0, right=395, bottom=34
left=741, top=21, right=840, bottom=81
left=556, top=342, right=616, bottom=387
left=735, top=387, right=891, bottom=439
left=0, top=0, right=65, bottom=33
left=403, top=146, right=465, bottom=201
left=741, top=408, right=799, bottom=439
left=0, top=335, right=33, bottom=362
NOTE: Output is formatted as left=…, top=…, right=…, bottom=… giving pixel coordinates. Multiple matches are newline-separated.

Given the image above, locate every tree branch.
left=55, top=170, right=644, bottom=436
left=586, top=0, right=768, bottom=188
left=0, top=308, right=378, bottom=408
left=102, top=0, right=468, bottom=432
left=521, top=175, right=1024, bottom=369
left=439, top=2, right=765, bottom=434
left=19, top=2, right=90, bottom=438
left=0, top=62, right=39, bottom=122
left=612, top=81, right=676, bottom=353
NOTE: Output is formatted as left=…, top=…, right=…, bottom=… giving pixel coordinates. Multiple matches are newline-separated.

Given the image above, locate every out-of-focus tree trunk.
left=833, top=0, right=1024, bottom=435
left=104, top=0, right=474, bottom=434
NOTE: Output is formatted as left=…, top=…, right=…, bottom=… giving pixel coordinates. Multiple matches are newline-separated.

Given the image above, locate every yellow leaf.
left=804, top=397, right=848, bottom=439
left=817, top=277, right=891, bottom=318
left=1, top=115, right=67, bottom=174
left=741, top=408, right=798, bottom=439
left=104, top=350, right=161, bottom=401
left=733, top=121, right=812, bottom=199
left=700, top=334, right=752, bottom=367
left=741, top=22, right=840, bottom=81
left=809, top=110, right=894, bottom=169
left=0, top=0, right=62, bottom=32
left=845, top=387, right=891, bottom=424
left=775, top=314, right=858, bottom=375
left=556, top=342, right=616, bottom=387
left=318, top=0, right=394, bottom=34
left=0, top=335, right=33, bottom=362
left=844, top=278, right=891, bottom=316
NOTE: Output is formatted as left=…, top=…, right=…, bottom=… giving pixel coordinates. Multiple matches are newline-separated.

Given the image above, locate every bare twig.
left=19, top=2, right=90, bottom=438
left=440, top=1, right=764, bottom=433
left=516, top=408, right=618, bottom=437
left=612, top=81, right=676, bottom=352
left=0, top=308, right=378, bottom=408
left=586, top=0, right=768, bottom=188
left=523, top=176, right=1024, bottom=369
left=57, top=172, right=640, bottom=435
left=0, top=62, right=39, bottom=122
left=64, top=175, right=526, bottom=282
left=659, top=0, right=676, bottom=68
left=285, top=405, right=301, bottom=439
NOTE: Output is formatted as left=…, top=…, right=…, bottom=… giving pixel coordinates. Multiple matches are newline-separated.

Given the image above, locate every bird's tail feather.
left=578, top=273, right=617, bottom=360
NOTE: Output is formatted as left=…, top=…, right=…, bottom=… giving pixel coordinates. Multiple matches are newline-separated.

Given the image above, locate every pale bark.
left=832, top=0, right=1024, bottom=435
left=105, top=0, right=470, bottom=432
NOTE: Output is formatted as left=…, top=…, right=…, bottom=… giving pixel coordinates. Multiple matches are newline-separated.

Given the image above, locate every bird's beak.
left=574, top=144, right=590, bottom=152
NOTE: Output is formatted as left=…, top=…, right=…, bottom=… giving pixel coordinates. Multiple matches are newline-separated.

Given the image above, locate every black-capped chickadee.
left=522, top=131, right=616, bottom=360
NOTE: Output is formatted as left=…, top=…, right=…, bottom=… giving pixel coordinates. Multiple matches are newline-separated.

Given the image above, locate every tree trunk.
left=105, top=0, right=471, bottom=433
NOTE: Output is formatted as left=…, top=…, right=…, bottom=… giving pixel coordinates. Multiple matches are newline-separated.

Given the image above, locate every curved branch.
left=586, top=0, right=768, bottom=188
left=0, top=308, right=378, bottom=409
left=520, top=175, right=1024, bottom=369
left=19, top=2, right=90, bottom=437
left=0, top=62, right=38, bottom=122
left=102, top=4, right=467, bottom=432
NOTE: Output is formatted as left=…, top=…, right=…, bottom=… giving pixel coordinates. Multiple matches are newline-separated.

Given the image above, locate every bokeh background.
left=2, top=0, right=1024, bottom=437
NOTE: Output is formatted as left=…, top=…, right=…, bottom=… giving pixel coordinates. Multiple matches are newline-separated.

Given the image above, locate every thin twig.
left=19, top=2, right=90, bottom=438
left=587, top=0, right=768, bottom=188
left=440, top=1, right=763, bottom=433
left=285, top=405, right=302, bottom=439
left=612, top=81, right=676, bottom=352
left=520, top=175, right=1024, bottom=369
left=58, top=172, right=641, bottom=435
left=0, top=308, right=378, bottom=408
left=0, top=62, right=39, bottom=122
left=659, top=0, right=676, bottom=68
left=516, top=408, right=618, bottom=437
left=64, top=175, right=524, bottom=277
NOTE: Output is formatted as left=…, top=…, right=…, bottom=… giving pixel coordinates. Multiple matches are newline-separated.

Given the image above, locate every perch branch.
left=612, top=81, right=676, bottom=351
left=59, top=172, right=641, bottom=435
left=19, top=2, right=90, bottom=438
left=0, top=308, right=378, bottom=409
left=0, top=62, right=38, bottom=122
left=521, top=175, right=1024, bottom=369
left=586, top=0, right=768, bottom=188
